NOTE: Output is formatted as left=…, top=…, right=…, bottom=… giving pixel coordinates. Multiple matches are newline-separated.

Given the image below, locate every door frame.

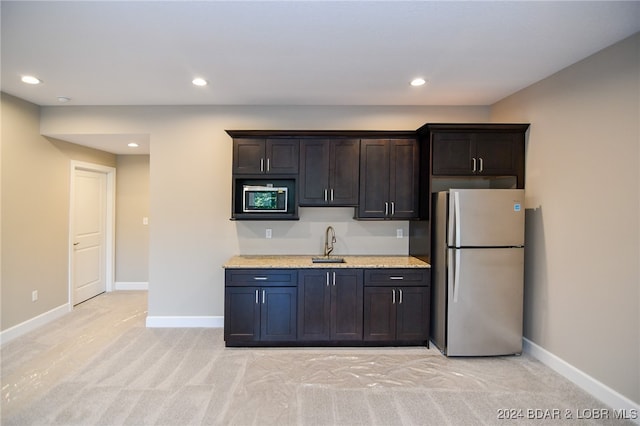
left=68, top=161, right=116, bottom=306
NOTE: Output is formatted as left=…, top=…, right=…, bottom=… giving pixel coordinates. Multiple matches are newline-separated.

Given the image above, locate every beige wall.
left=39, top=105, right=489, bottom=318
left=115, top=155, right=149, bottom=282
left=1, top=93, right=115, bottom=330
left=491, top=33, right=640, bottom=403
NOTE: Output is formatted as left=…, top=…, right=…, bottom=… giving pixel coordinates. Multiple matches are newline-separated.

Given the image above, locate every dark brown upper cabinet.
left=357, top=139, right=419, bottom=219
left=299, top=139, right=360, bottom=206
left=422, top=123, right=529, bottom=188
left=232, top=138, right=299, bottom=175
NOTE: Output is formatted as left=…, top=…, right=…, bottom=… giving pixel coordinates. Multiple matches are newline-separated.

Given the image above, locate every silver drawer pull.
left=253, top=277, right=268, bottom=281
left=389, top=276, right=404, bottom=280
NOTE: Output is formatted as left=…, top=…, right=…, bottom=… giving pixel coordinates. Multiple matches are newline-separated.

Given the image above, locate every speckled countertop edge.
left=223, top=255, right=431, bottom=269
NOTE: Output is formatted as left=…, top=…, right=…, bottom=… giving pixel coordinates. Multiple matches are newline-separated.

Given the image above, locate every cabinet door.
left=431, top=133, right=474, bottom=176
left=331, top=269, right=363, bottom=340
left=299, top=140, right=331, bottom=206
left=297, top=270, right=331, bottom=340
left=261, top=287, right=297, bottom=341
left=225, top=286, right=260, bottom=342
left=329, top=139, right=360, bottom=206
left=358, top=140, right=390, bottom=218
left=474, top=133, right=522, bottom=176
left=233, top=139, right=265, bottom=174
left=363, top=287, right=396, bottom=341
left=266, top=139, right=299, bottom=174
left=395, top=286, right=429, bottom=341
left=389, top=139, right=419, bottom=219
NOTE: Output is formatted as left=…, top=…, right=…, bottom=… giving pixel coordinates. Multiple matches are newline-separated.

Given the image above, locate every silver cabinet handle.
left=390, top=276, right=404, bottom=280
left=326, top=272, right=330, bottom=286
left=267, top=158, right=270, bottom=172
left=478, top=157, right=484, bottom=173
left=262, top=289, right=266, bottom=304
left=399, top=289, right=403, bottom=304
left=330, top=189, right=334, bottom=201
left=255, top=289, right=259, bottom=304
left=391, top=202, right=395, bottom=216
left=385, top=202, right=389, bottom=216
left=260, top=158, right=264, bottom=172
left=472, top=157, right=477, bottom=172
left=253, top=276, right=268, bottom=281
left=332, top=271, right=336, bottom=286
left=324, top=189, right=328, bottom=202
left=392, top=289, right=396, bottom=304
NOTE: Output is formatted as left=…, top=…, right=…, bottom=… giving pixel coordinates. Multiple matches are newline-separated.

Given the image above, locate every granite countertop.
left=223, top=255, right=431, bottom=269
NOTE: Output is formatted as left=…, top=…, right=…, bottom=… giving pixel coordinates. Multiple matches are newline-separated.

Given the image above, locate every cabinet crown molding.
left=226, top=130, right=417, bottom=139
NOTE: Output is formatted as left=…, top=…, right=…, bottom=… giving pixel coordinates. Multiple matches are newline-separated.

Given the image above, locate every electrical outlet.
left=32, top=290, right=38, bottom=302
left=266, top=228, right=272, bottom=239
left=142, top=217, right=149, bottom=225
left=396, top=228, right=403, bottom=238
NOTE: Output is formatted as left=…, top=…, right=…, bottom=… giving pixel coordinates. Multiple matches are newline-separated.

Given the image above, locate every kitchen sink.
left=311, top=257, right=345, bottom=264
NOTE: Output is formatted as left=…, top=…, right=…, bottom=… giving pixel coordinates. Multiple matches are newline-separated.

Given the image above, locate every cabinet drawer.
left=364, top=269, right=430, bottom=286
left=225, top=269, right=297, bottom=286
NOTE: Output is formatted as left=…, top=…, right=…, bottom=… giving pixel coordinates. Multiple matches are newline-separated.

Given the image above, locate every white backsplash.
left=235, top=207, right=409, bottom=256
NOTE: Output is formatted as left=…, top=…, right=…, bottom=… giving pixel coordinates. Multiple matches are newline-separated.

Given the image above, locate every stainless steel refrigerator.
left=431, top=189, right=525, bottom=356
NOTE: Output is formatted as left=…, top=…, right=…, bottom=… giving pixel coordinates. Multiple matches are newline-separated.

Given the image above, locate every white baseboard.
left=523, top=338, right=639, bottom=423
left=115, top=281, right=148, bottom=291
left=145, top=315, right=224, bottom=328
left=0, top=303, right=71, bottom=345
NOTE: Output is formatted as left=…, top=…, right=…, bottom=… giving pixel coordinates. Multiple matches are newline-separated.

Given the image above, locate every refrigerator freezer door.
left=446, top=247, right=524, bottom=356
left=448, top=189, right=524, bottom=247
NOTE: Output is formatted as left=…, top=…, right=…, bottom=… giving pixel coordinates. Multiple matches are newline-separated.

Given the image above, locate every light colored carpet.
left=1, top=291, right=629, bottom=425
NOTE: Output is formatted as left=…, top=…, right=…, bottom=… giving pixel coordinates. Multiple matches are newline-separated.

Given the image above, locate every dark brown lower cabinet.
left=225, top=286, right=297, bottom=343
left=224, top=269, right=297, bottom=345
left=224, top=267, right=429, bottom=346
left=363, top=286, right=429, bottom=342
left=363, top=268, right=430, bottom=344
left=297, top=269, right=363, bottom=341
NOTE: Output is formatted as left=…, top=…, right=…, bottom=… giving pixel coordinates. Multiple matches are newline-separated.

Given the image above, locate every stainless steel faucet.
left=324, top=226, right=336, bottom=257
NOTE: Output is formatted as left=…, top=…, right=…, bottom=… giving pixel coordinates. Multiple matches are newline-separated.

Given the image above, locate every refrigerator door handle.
left=453, top=249, right=461, bottom=302
left=454, top=191, right=461, bottom=247
left=447, top=192, right=455, bottom=245
left=449, top=248, right=461, bottom=303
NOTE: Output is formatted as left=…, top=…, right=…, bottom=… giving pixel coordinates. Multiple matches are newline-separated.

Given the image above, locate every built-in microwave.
left=242, top=185, right=288, bottom=212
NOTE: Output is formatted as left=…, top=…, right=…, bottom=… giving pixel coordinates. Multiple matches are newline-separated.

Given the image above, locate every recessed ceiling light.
left=192, top=78, right=208, bottom=87
left=57, top=96, right=71, bottom=103
left=410, top=78, right=426, bottom=87
left=127, top=142, right=139, bottom=148
left=21, top=75, right=42, bottom=85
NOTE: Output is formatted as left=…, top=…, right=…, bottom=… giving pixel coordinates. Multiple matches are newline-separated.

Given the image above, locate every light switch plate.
left=396, top=229, right=403, bottom=238
left=266, top=228, right=272, bottom=239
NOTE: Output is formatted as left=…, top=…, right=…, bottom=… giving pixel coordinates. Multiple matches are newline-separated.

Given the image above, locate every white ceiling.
left=2, top=1, right=639, bottom=154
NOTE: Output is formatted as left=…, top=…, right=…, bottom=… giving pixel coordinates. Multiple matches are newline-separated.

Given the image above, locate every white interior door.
left=73, top=169, right=108, bottom=305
